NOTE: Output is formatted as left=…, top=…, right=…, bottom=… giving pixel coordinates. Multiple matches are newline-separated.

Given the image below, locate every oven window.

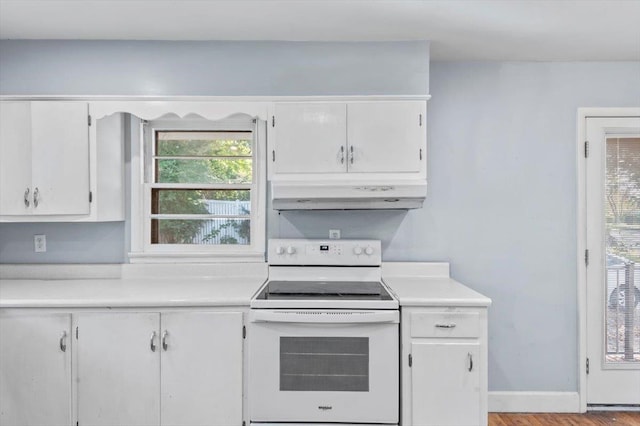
left=280, top=337, right=369, bottom=392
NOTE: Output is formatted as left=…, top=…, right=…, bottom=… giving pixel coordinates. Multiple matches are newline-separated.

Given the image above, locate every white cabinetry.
left=402, top=307, right=488, bottom=426
left=74, top=311, right=243, bottom=426
left=0, top=313, right=72, bottom=426
left=347, top=102, right=424, bottom=173
left=75, top=312, right=160, bottom=426
left=270, top=100, right=425, bottom=176
left=160, top=312, right=243, bottom=426
left=0, top=101, right=90, bottom=216
left=0, top=100, right=125, bottom=222
left=272, top=103, right=347, bottom=174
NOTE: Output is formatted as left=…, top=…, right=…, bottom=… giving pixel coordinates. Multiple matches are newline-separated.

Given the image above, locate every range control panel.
left=268, top=239, right=382, bottom=266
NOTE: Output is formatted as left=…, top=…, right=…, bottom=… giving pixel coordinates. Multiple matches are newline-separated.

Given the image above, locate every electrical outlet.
left=329, top=229, right=341, bottom=240
left=34, top=234, right=46, bottom=253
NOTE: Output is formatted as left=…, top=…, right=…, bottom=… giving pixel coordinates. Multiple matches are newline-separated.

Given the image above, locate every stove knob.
left=365, top=247, right=374, bottom=255
left=353, top=247, right=363, bottom=255
left=287, top=246, right=296, bottom=255
left=275, top=246, right=285, bottom=255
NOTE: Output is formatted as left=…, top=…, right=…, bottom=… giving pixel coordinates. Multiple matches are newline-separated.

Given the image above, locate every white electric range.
left=249, top=239, right=399, bottom=426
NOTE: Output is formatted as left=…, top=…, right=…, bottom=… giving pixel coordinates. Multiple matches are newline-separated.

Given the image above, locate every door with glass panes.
left=585, top=115, right=640, bottom=405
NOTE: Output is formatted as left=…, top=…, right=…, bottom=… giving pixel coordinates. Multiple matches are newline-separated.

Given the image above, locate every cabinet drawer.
left=410, top=311, right=479, bottom=338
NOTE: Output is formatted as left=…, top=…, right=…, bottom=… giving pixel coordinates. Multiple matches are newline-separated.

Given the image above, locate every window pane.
left=155, top=159, right=252, bottom=184
left=151, top=219, right=250, bottom=245
left=151, top=189, right=250, bottom=215
left=605, top=137, right=640, bottom=363
left=156, top=132, right=252, bottom=157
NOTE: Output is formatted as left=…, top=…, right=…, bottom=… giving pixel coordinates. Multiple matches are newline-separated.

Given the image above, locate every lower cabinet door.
left=0, top=313, right=72, bottom=426
left=76, top=313, right=160, bottom=426
left=411, top=341, right=480, bottom=426
left=160, top=311, right=243, bottom=426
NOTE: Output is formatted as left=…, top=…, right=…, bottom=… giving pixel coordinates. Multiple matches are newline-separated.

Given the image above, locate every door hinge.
left=272, top=116, right=275, bottom=127
left=88, top=115, right=92, bottom=126
left=585, top=249, right=589, bottom=267
left=272, top=150, right=276, bottom=162
left=89, top=191, right=93, bottom=203
left=408, top=353, right=412, bottom=367
left=76, top=326, right=78, bottom=339
left=419, top=114, right=423, bottom=127
left=584, top=141, right=589, bottom=158
left=586, top=358, right=589, bottom=375
left=242, top=325, right=246, bottom=339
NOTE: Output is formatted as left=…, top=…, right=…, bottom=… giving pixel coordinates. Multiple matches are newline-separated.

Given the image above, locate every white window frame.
left=129, top=114, right=266, bottom=263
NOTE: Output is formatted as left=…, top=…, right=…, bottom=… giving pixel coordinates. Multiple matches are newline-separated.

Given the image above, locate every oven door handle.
left=250, top=310, right=399, bottom=324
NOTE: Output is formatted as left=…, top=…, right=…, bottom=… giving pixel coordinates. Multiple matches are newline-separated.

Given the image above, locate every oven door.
left=248, top=309, right=399, bottom=424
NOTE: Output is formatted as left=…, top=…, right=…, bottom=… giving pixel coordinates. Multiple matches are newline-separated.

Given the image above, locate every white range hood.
left=271, top=179, right=427, bottom=210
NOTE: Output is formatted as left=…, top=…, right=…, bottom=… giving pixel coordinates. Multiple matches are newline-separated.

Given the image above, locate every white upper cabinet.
left=347, top=101, right=425, bottom=173
left=272, top=103, right=347, bottom=174
left=270, top=100, right=426, bottom=177
left=0, top=102, right=32, bottom=216
left=0, top=101, right=90, bottom=217
left=30, top=102, right=91, bottom=215
left=0, top=100, right=125, bottom=221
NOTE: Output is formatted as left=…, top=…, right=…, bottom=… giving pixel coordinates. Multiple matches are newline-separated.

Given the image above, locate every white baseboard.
left=489, top=391, right=581, bottom=413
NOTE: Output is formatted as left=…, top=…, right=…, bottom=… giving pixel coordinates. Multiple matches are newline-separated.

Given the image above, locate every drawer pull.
left=435, top=323, right=457, bottom=329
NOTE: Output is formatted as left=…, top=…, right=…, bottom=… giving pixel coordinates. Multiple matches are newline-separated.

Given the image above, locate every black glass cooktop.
left=255, top=280, right=393, bottom=301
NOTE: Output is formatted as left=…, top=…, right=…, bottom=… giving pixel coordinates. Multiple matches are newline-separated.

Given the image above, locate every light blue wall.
left=0, top=40, right=429, bottom=96
left=0, top=40, right=429, bottom=264
left=279, top=62, right=640, bottom=392
left=2, top=40, right=640, bottom=393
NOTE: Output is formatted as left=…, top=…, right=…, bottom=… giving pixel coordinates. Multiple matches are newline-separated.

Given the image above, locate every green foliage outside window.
left=153, top=135, right=253, bottom=245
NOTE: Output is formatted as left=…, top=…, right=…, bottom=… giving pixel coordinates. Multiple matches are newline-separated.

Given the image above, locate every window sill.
left=128, top=251, right=265, bottom=264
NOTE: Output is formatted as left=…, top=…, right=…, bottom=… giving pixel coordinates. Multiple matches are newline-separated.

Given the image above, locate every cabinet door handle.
left=435, top=323, right=457, bottom=329
left=350, top=146, right=354, bottom=164
left=150, top=331, right=157, bottom=352
left=59, top=331, right=67, bottom=352
left=467, top=353, right=474, bottom=372
left=24, top=188, right=30, bottom=207
left=162, top=330, right=169, bottom=351
left=33, top=187, right=39, bottom=208
left=340, top=146, right=345, bottom=164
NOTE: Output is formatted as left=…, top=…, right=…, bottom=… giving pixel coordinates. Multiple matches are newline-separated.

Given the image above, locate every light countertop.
left=0, top=262, right=490, bottom=309
left=0, top=277, right=266, bottom=308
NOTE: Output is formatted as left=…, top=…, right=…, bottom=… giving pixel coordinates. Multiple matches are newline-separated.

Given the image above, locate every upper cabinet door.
left=273, top=103, right=347, bottom=174
left=30, top=102, right=90, bottom=215
left=0, top=102, right=32, bottom=215
left=347, top=101, right=425, bottom=173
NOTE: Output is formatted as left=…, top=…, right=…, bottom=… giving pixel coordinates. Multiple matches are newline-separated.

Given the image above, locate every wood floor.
left=489, top=411, right=640, bottom=425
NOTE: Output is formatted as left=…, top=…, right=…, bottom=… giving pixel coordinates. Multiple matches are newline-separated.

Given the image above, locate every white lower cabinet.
left=75, top=312, right=161, bottom=426
left=0, top=313, right=72, bottom=426
left=73, top=310, right=243, bottom=426
left=160, top=312, right=243, bottom=426
left=402, top=307, right=488, bottom=426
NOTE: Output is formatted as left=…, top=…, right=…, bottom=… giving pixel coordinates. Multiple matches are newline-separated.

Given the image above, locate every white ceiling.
left=1, top=0, right=639, bottom=61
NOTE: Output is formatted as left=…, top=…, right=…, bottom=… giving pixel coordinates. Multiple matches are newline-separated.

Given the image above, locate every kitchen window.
left=130, top=115, right=266, bottom=262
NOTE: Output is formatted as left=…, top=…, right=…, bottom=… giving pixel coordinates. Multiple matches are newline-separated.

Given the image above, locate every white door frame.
left=577, top=107, right=640, bottom=412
